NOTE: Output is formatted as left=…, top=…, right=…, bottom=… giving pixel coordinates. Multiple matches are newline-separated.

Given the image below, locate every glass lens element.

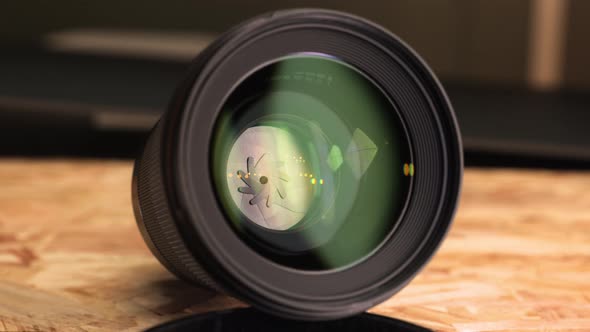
left=211, top=55, right=412, bottom=270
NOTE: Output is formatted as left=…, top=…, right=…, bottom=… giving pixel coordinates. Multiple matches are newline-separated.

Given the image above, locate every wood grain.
left=0, top=159, right=588, bottom=331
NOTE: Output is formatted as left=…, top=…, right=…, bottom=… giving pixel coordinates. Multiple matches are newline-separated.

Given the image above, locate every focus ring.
left=134, top=121, right=222, bottom=291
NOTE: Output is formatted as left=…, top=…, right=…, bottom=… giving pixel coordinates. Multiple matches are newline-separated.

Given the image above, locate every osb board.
left=0, top=159, right=588, bottom=332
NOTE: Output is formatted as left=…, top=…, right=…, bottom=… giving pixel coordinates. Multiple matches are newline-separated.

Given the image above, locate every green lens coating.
left=211, top=55, right=412, bottom=270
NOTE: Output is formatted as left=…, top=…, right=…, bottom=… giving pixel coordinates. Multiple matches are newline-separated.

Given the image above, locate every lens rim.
left=159, top=9, right=462, bottom=320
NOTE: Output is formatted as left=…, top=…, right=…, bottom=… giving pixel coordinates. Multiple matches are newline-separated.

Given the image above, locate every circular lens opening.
left=211, top=55, right=413, bottom=270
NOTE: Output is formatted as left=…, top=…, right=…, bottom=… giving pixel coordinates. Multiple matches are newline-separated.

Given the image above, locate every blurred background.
left=1, top=0, right=589, bottom=168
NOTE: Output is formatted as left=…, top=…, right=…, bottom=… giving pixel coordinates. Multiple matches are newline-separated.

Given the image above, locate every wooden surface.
left=0, top=159, right=588, bottom=332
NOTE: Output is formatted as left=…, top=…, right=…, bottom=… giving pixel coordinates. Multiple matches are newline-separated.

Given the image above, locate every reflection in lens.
left=346, top=128, right=378, bottom=178
left=227, top=126, right=313, bottom=230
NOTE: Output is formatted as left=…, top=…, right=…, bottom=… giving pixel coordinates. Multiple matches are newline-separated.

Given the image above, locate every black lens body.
left=133, top=9, right=462, bottom=321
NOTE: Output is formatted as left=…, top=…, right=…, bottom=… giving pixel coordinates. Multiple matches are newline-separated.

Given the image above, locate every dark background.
left=2, top=0, right=589, bottom=168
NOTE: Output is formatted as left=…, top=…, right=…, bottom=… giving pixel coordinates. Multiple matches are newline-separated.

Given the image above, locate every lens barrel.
left=132, top=9, right=462, bottom=320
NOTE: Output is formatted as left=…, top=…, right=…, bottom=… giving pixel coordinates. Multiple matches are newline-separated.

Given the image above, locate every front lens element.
left=212, top=55, right=412, bottom=270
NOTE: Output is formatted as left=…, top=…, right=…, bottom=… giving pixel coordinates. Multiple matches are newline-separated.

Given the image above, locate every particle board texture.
left=0, top=160, right=588, bottom=331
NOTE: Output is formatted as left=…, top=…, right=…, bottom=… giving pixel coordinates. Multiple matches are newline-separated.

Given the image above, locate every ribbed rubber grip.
left=133, top=121, right=222, bottom=291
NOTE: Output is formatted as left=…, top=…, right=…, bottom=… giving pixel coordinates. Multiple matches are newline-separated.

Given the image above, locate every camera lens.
left=211, top=55, right=412, bottom=270
left=133, top=9, right=462, bottom=320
